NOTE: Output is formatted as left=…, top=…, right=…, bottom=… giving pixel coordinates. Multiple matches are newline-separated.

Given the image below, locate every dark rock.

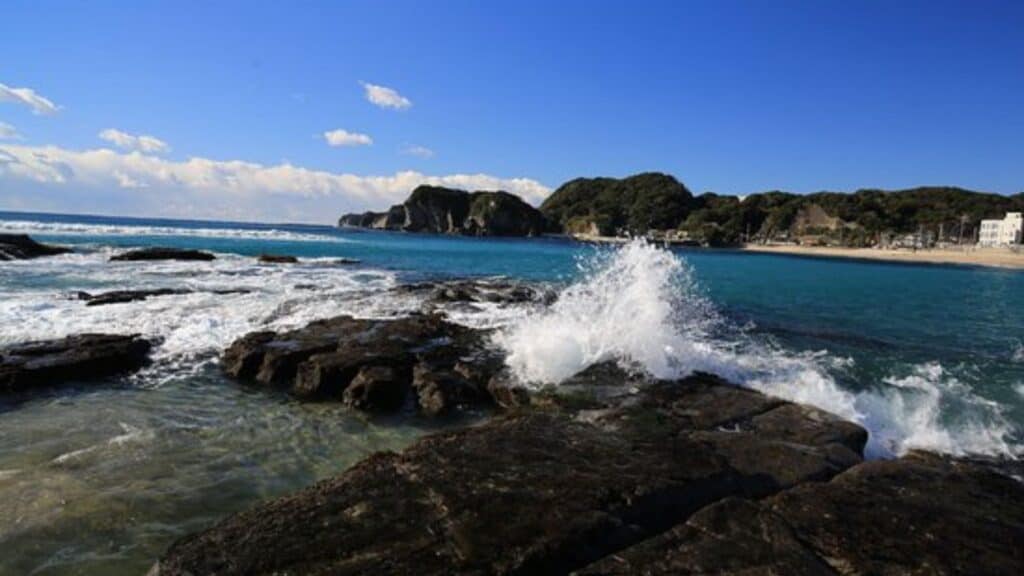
left=0, top=334, right=152, bottom=393
left=0, top=233, right=71, bottom=260
left=764, top=452, right=1024, bottom=575
left=110, top=247, right=216, bottom=262
left=574, top=497, right=837, bottom=575
left=222, top=314, right=495, bottom=414
left=596, top=375, right=868, bottom=493
left=78, top=288, right=192, bottom=306
left=343, top=365, right=411, bottom=412
left=76, top=288, right=251, bottom=306
left=412, top=362, right=491, bottom=416
left=394, top=278, right=556, bottom=312
left=578, top=452, right=1024, bottom=575
left=333, top=257, right=361, bottom=265
left=486, top=368, right=533, bottom=409
left=155, top=370, right=876, bottom=575
left=257, top=254, right=298, bottom=264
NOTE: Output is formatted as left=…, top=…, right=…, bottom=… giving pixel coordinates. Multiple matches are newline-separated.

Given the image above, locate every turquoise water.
left=1, top=210, right=1022, bottom=574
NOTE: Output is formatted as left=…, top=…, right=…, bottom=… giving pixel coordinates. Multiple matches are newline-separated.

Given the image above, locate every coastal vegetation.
left=541, top=174, right=1024, bottom=247
left=341, top=174, right=1024, bottom=248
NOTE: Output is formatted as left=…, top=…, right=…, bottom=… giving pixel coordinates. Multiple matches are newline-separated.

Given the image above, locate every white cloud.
left=361, top=82, right=412, bottom=110
left=0, top=122, right=20, bottom=140
left=99, top=128, right=170, bottom=154
left=0, top=143, right=551, bottom=223
left=0, top=82, right=60, bottom=115
left=323, top=129, right=373, bottom=147
left=402, top=145, right=434, bottom=159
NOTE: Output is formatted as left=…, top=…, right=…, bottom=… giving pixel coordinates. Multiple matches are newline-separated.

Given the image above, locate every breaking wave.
left=497, top=240, right=1021, bottom=459
left=0, top=250, right=421, bottom=380
left=0, top=219, right=349, bottom=243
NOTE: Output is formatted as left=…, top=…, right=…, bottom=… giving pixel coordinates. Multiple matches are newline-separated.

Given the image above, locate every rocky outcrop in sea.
left=149, top=309, right=1024, bottom=575
left=110, top=247, right=217, bottom=261
left=339, top=185, right=547, bottom=236
left=1, top=334, right=153, bottom=394
left=0, top=233, right=71, bottom=260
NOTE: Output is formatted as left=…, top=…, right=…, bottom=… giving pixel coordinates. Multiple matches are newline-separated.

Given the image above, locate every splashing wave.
left=496, top=240, right=1021, bottom=459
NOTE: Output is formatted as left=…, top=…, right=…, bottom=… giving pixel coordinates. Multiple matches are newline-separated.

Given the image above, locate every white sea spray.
left=496, top=239, right=1021, bottom=459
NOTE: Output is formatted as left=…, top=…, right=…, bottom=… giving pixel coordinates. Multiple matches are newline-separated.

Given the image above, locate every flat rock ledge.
left=0, top=233, right=71, bottom=260
left=1, top=334, right=153, bottom=394
left=155, top=361, right=1023, bottom=575
left=110, top=247, right=216, bottom=261
left=221, top=313, right=501, bottom=415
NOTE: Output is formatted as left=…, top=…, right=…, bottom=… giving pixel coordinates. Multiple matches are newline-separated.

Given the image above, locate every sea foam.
left=0, top=219, right=349, bottom=243
left=496, top=239, right=1021, bottom=459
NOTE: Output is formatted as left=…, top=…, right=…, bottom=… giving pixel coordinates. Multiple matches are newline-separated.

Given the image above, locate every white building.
left=978, top=212, right=1023, bottom=247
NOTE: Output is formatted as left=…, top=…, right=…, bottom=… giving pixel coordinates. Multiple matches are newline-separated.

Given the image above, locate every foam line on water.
left=0, top=251, right=422, bottom=377
left=495, top=239, right=1021, bottom=459
left=0, top=219, right=350, bottom=243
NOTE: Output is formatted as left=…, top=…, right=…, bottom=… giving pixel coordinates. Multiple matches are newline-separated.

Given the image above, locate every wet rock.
left=257, top=254, right=298, bottom=264
left=222, top=314, right=496, bottom=414
left=76, top=288, right=251, bottom=306
left=154, top=370, right=876, bottom=576
left=412, top=363, right=491, bottom=416
left=0, top=334, right=152, bottom=394
left=154, top=412, right=746, bottom=576
left=343, top=365, right=411, bottom=412
left=577, top=452, right=1024, bottom=575
left=597, top=376, right=868, bottom=493
left=78, top=288, right=191, bottom=306
left=574, top=497, right=837, bottom=575
left=333, top=257, right=361, bottom=265
left=0, top=233, right=71, bottom=260
left=110, top=247, right=216, bottom=261
left=395, top=278, right=556, bottom=311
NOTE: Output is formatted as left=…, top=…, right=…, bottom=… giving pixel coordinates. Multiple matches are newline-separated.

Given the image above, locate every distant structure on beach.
left=978, top=212, right=1023, bottom=247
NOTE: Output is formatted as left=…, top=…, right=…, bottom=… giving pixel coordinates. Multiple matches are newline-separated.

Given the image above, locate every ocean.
left=1, top=210, right=1022, bottom=575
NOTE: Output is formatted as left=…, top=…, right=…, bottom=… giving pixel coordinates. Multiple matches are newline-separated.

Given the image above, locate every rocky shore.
left=0, top=251, right=1019, bottom=574
left=1, top=334, right=153, bottom=394
left=148, top=299, right=1023, bottom=575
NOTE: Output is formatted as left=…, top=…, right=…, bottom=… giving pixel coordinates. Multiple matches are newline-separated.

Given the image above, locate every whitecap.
left=0, top=218, right=350, bottom=243
left=496, top=239, right=1021, bottom=460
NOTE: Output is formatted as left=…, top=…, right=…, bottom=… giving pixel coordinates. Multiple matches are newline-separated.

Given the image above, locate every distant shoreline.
left=566, top=233, right=1024, bottom=270
left=741, top=243, right=1024, bottom=270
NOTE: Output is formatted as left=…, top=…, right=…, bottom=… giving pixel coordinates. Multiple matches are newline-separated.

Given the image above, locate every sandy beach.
left=742, top=244, right=1024, bottom=269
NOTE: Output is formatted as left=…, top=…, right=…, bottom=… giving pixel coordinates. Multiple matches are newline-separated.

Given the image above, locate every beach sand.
left=742, top=244, right=1024, bottom=269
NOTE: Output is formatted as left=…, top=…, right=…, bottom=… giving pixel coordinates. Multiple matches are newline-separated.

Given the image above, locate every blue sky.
left=1, top=0, right=1022, bottom=223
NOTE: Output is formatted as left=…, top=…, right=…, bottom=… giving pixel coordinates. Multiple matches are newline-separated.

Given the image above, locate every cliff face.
left=339, top=186, right=546, bottom=237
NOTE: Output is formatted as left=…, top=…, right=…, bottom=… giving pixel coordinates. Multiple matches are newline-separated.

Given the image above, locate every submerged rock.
left=0, top=334, right=152, bottom=394
left=154, top=370, right=882, bottom=575
left=110, top=247, right=216, bottom=262
left=0, top=233, right=71, bottom=260
left=221, top=314, right=500, bottom=414
left=257, top=254, right=298, bottom=264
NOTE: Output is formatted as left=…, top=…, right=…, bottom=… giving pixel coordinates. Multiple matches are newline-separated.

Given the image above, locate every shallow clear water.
left=1, top=210, right=1022, bottom=574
